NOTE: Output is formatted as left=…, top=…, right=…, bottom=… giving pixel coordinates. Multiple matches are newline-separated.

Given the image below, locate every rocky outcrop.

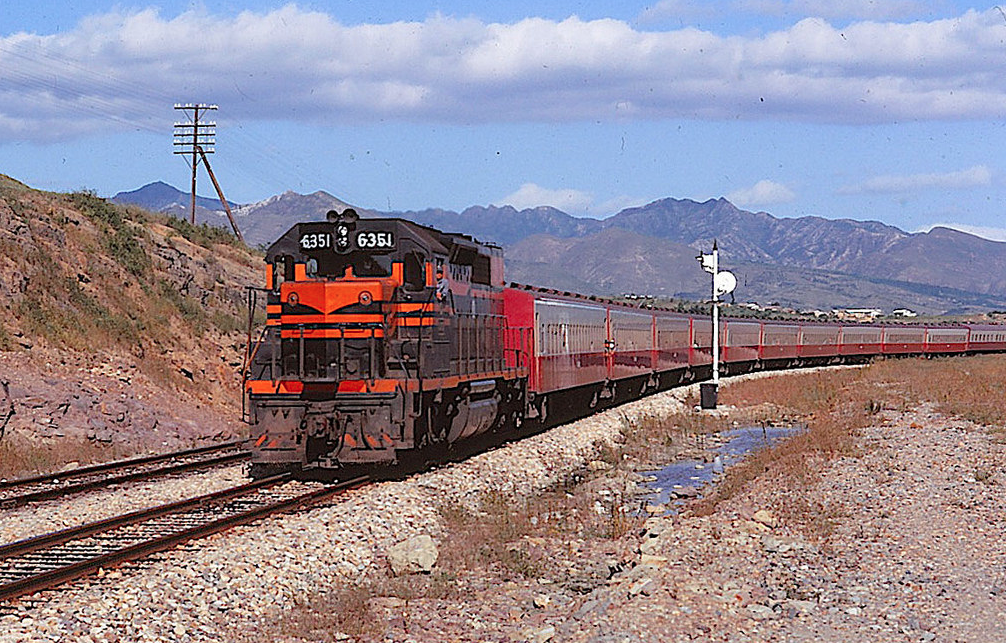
left=0, top=179, right=259, bottom=470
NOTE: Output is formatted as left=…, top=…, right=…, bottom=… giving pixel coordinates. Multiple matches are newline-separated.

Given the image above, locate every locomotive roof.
left=265, top=212, right=500, bottom=262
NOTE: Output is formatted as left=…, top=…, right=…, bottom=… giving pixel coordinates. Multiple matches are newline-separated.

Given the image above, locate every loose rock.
left=387, top=534, right=439, bottom=576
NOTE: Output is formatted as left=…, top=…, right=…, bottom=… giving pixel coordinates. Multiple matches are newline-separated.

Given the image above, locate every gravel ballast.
left=0, top=382, right=697, bottom=642
left=3, top=367, right=1004, bottom=642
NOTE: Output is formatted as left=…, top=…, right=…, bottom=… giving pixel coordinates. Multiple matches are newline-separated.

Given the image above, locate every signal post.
left=697, top=241, right=736, bottom=409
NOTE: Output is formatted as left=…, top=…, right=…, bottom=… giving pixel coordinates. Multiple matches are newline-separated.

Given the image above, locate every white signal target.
left=714, top=270, right=737, bottom=296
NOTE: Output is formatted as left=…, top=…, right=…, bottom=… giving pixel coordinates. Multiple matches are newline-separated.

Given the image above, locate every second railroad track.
left=0, top=441, right=250, bottom=509
left=0, top=473, right=368, bottom=603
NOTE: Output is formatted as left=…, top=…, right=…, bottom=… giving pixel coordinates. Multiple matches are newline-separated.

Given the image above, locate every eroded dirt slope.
left=0, top=174, right=261, bottom=470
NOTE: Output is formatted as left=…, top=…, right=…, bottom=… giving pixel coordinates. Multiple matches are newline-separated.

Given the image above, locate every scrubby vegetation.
left=0, top=181, right=259, bottom=476
left=0, top=431, right=131, bottom=480
left=69, top=190, right=152, bottom=277
left=0, top=184, right=256, bottom=372
left=155, top=211, right=243, bottom=250
left=237, top=472, right=643, bottom=641
left=685, top=356, right=1006, bottom=530
left=14, top=245, right=142, bottom=350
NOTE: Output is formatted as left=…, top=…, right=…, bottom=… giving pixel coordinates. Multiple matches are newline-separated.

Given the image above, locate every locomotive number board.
left=355, top=230, right=395, bottom=249
left=298, top=230, right=396, bottom=251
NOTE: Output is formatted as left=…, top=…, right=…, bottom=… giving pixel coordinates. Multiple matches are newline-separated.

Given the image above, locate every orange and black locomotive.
left=243, top=209, right=529, bottom=477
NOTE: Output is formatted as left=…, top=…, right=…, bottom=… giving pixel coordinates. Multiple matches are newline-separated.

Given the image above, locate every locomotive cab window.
left=272, top=256, right=294, bottom=292
left=403, top=251, right=426, bottom=291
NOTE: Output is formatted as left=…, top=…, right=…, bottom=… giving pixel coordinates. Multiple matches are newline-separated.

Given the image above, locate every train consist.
left=242, top=209, right=1006, bottom=477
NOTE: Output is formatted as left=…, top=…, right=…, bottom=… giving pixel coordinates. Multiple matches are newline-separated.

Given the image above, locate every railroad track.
left=0, top=441, right=250, bottom=509
left=0, top=474, right=368, bottom=603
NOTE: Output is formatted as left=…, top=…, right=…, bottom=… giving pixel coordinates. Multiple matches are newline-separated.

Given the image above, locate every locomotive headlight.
left=358, top=290, right=373, bottom=306
left=288, top=291, right=299, bottom=306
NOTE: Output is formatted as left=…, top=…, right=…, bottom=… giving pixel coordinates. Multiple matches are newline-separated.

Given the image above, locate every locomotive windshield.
left=306, top=251, right=393, bottom=278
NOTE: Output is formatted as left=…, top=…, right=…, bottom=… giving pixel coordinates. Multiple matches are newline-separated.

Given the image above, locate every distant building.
left=836, top=308, right=883, bottom=321
left=891, top=308, right=918, bottom=318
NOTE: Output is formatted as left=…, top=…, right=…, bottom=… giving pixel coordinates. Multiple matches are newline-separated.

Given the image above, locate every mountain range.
left=111, top=182, right=1006, bottom=315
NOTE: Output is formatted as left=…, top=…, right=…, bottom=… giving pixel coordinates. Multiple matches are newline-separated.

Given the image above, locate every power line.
left=0, top=39, right=357, bottom=205
left=173, top=103, right=217, bottom=224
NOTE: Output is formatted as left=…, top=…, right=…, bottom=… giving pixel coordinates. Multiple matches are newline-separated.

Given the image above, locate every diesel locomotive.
left=242, top=209, right=529, bottom=476
left=243, top=209, right=1006, bottom=478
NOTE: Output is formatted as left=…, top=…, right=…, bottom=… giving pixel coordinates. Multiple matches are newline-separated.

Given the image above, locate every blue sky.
left=2, top=0, right=1006, bottom=239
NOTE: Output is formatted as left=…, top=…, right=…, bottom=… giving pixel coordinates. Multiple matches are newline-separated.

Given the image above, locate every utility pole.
left=172, top=103, right=245, bottom=244
left=173, top=104, right=216, bottom=224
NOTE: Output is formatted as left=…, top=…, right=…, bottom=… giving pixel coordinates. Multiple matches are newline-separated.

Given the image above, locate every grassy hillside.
left=0, top=176, right=257, bottom=376
left=0, top=175, right=261, bottom=476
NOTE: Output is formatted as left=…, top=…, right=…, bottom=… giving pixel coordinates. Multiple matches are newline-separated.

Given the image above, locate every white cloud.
left=495, top=183, right=647, bottom=217
left=838, top=165, right=993, bottom=195
left=727, top=179, right=796, bottom=207
left=496, top=183, right=594, bottom=214
left=4, top=7, right=1006, bottom=141
left=917, top=223, right=1006, bottom=243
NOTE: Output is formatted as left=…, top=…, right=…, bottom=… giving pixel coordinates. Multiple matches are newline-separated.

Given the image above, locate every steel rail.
left=0, top=443, right=250, bottom=509
left=0, top=474, right=368, bottom=603
left=0, top=440, right=243, bottom=490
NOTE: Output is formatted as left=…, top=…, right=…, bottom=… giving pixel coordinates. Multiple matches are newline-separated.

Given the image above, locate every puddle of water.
left=640, top=425, right=802, bottom=511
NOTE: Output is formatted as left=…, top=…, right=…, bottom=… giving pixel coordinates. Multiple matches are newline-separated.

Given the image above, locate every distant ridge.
left=110, top=182, right=1006, bottom=314
left=111, top=181, right=235, bottom=214
left=232, top=190, right=365, bottom=249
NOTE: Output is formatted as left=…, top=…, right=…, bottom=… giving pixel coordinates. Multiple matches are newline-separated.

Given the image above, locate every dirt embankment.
left=0, top=176, right=259, bottom=475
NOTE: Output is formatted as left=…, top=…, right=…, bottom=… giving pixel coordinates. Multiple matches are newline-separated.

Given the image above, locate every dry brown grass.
left=229, top=582, right=383, bottom=643
left=233, top=467, right=645, bottom=642
left=2, top=186, right=253, bottom=405
left=683, top=355, right=1006, bottom=527
left=884, top=354, right=1006, bottom=427
left=433, top=481, right=641, bottom=582
left=0, top=431, right=130, bottom=479
left=686, top=367, right=881, bottom=523
left=617, top=411, right=732, bottom=465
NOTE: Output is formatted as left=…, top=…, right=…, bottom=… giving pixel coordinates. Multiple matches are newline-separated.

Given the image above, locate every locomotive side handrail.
left=242, top=286, right=273, bottom=424
left=456, top=313, right=508, bottom=376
